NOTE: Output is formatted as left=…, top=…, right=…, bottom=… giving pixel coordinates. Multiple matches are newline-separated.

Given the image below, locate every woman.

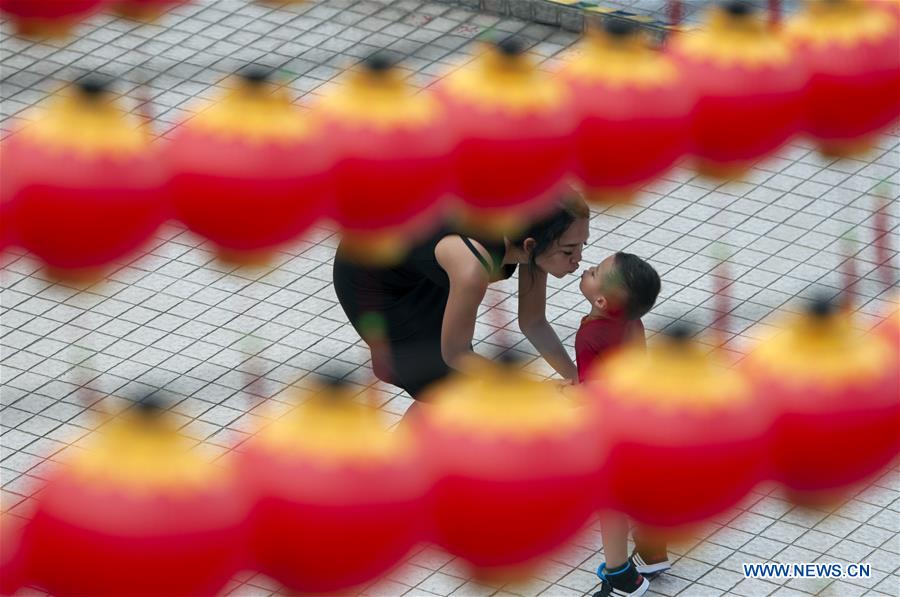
left=333, top=196, right=590, bottom=399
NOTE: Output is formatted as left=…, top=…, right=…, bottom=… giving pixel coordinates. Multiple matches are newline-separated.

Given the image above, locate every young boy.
left=575, top=252, right=669, bottom=597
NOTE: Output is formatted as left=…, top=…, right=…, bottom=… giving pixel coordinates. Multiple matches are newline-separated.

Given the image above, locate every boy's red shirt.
left=575, top=315, right=646, bottom=383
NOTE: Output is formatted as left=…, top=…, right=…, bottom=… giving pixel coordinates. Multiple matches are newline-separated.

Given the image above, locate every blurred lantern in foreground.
left=21, top=400, right=248, bottom=597
left=868, top=0, right=900, bottom=19
left=413, top=359, right=603, bottom=577
left=112, top=0, right=191, bottom=21
left=785, top=0, right=900, bottom=157
left=0, top=0, right=106, bottom=37
left=669, top=1, right=807, bottom=179
left=168, top=68, right=332, bottom=262
left=876, top=306, right=899, bottom=347
left=587, top=327, right=769, bottom=530
left=562, top=19, right=694, bottom=203
left=238, top=383, right=429, bottom=593
left=315, top=54, right=454, bottom=264
left=744, top=299, right=900, bottom=505
left=439, top=39, right=576, bottom=234
left=0, top=78, right=169, bottom=278
left=0, top=514, right=26, bottom=597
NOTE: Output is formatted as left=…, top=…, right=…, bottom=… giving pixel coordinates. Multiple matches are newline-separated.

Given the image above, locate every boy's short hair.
left=613, top=252, right=661, bottom=320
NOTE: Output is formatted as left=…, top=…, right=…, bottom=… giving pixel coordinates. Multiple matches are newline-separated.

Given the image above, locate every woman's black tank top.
left=372, top=227, right=518, bottom=292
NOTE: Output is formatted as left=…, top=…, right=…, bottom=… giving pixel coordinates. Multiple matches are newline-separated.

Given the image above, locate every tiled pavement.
left=1, top=1, right=899, bottom=596
left=436, top=0, right=806, bottom=32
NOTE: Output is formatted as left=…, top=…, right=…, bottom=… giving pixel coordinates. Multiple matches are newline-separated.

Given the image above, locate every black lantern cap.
left=315, top=371, right=349, bottom=389
left=75, top=74, right=113, bottom=99
left=497, top=36, right=525, bottom=56
left=133, top=393, right=167, bottom=417
left=363, top=51, right=398, bottom=72
left=237, top=64, right=274, bottom=85
left=808, top=294, right=837, bottom=319
left=663, top=323, right=693, bottom=343
left=604, top=17, right=638, bottom=37
left=723, top=0, right=755, bottom=17
left=497, top=349, right=526, bottom=368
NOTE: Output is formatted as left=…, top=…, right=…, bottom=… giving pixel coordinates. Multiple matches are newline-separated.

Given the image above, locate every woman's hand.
left=545, top=378, right=582, bottom=402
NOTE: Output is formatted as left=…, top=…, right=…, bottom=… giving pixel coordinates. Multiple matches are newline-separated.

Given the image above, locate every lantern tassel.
left=768, top=0, right=782, bottom=26
left=874, top=187, right=894, bottom=292
left=668, top=0, right=683, bottom=27
left=841, top=233, right=858, bottom=314
left=135, top=69, right=154, bottom=133
left=712, top=245, right=731, bottom=349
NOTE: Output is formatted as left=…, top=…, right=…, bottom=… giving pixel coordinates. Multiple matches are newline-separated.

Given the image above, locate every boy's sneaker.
left=593, top=561, right=649, bottom=597
left=631, top=544, right=671, bottom=576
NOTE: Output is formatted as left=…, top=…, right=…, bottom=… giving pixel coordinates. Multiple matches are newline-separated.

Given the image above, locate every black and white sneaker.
left=631, top=547, right=671, bottom=576
left=592, top=561, right=649, bottom=597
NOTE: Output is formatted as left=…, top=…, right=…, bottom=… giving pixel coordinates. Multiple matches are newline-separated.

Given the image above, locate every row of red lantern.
left=0, top=0, right=190, bottom=33
left=1, top=300, right=896, bottom=596
left=594, top=301, right=900, bottom=529
left=0, top=1, right=310, bottom=35
left=1, top=0, right=898, bottom=277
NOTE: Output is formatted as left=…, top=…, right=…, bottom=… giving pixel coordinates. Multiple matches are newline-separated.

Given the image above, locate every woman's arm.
left=435, top=237, right=494, bottom=371
left=518, top=263, right=578, bottom=381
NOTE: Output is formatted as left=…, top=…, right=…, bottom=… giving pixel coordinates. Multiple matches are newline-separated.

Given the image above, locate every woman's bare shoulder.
left=435, top=235, right=490, bottom=285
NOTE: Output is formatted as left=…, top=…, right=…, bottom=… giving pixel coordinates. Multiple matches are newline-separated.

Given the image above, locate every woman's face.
left=533, top=218, right=590, bottom=278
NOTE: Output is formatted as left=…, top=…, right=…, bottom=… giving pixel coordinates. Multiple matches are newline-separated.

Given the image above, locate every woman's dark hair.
left=613, top=252, right=661, bottom=320
left=508, top=193, right=590, bottom=278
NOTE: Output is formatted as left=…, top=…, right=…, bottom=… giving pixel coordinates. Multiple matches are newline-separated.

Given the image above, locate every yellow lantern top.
left=785, top=0, right=897, bottom=48
left=257, top=382, right=414, bottom=465
left=317, top=53, right=442, bottom=131
left=188, top=68, right=315, bottom=144
left=21, top=78, right=149, bottom=159
left=564, top=19, right=679, bottom=89
left=443, top=38, right=569, bottom=115
left=672, top=1, right=793, bottom=68
left=69, top=399, right=227, bottom=494
left=426, top=358, right=583, bottom=439
left=593, top=327, right=753, bottom=411
left=747, top=298, right=895, bottom=388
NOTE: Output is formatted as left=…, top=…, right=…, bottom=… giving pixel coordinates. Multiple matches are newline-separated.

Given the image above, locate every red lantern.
left=168, top=69, right=332, bottom=262
left=238, top=384, right=430, bottom=593
left=868, top=0, right=900, bottom=19
left=743, top=300, right=900, bottom=505
left=438, top=39, right=576, bottom=233
left=112, top=0, right=191, bottom=20
left=0, top=0, right=106, bottom=37
left=0, top=514, right=26, bottom=597
left=785, top=0, right=900, bottom=157
left=20, top=402, right=248, bottom=596
left=587, top=328, right=770, bottom=530
left=876, top=306, right=899, bottom=347
left=0, top=78, right=170, bottom=278
left=562, top=20, right=694, bottom=203
left=412, top=361, right=604, bottom=577
left=668, top=1, right=808, bottom=179
left=314, top=54, right=454, bottom=264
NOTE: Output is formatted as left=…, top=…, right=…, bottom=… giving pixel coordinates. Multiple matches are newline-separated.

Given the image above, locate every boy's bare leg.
left=594, top=510, right=648, bottom=596
left=632, top=525, right=671, bottom=575
left=598, top=510, right=630, bottom=568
